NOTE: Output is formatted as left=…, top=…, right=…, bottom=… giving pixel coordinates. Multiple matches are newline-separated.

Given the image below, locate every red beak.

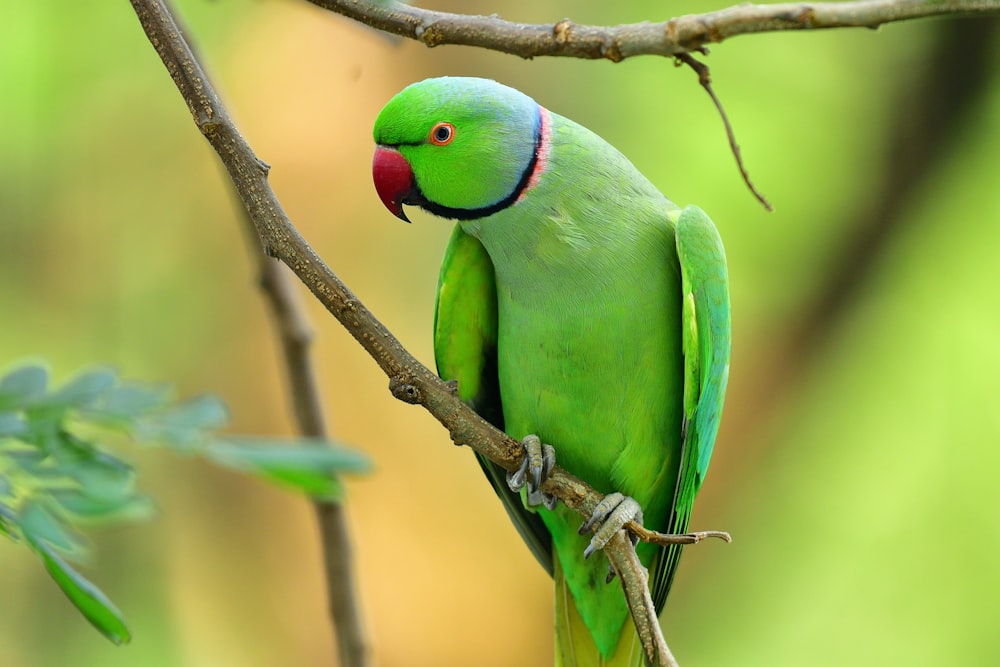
left=372, top=146, right=415, bottom=222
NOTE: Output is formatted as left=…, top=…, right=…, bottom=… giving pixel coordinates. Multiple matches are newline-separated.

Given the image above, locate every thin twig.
left=244, top=218, right=370, bottom=667
left=627, top=523, right=732, bottom=547
left=309, top=0, right=1000, bottom=61
left=127, top=0, right=718, bottom=663
left=675, top=52, right=772, bottom=211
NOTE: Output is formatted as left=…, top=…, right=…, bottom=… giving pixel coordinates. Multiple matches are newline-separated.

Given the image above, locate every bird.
left=372, top=76, right=730, bottom=666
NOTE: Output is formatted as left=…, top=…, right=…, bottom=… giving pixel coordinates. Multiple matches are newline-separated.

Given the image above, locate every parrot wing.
left=433, top=223, right=554, bottom=575
left=651, top=204, right=731, bottom=609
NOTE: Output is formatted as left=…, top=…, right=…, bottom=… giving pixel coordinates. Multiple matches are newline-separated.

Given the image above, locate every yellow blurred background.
left=2, top=1, right=999, bottom=666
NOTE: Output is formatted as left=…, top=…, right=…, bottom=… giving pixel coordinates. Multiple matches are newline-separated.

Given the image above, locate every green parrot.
left=372, top=77, right=730, bottom=666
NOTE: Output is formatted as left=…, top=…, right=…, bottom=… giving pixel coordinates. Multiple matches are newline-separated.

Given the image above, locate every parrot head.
left=372, top=77, right=546, bottom=222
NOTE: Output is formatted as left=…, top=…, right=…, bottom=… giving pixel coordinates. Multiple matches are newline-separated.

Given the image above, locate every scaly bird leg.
left=580, top=492, right=644, bottom=559
left=578, top=492, right=646, bottom=583
left=506, top=434, right=557, bottom=510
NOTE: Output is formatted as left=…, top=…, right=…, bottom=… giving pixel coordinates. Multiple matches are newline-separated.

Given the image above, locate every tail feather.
left=554, top=558, right=646, bottom=667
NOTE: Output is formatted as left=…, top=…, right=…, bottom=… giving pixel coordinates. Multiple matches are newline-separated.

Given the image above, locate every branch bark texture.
left=311, top=0, right=1000, bottom=62
left=128, top=0, right=673, bottom=662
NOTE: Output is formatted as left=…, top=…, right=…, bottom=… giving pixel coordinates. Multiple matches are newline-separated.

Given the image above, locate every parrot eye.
left=430, top=122, right=455, bottom=146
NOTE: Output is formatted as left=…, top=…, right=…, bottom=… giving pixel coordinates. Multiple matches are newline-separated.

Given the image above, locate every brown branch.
left=127, top=0, right=718, bottom=663
left=309, top=0, right=1000, bottom=61
left=628, top=524, right=732, bottom=547
left=239, top=211, right=369, bottom=667
left=311, top=0, right=997, bottom=210
left=611, top=531, right=676, bottom=667
left=310, top=0, right=999, bottom=212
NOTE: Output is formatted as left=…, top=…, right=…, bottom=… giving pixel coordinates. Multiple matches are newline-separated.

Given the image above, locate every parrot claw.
left=506, top=435, right=557, bottom=509
left=506, top=459, right=528, bottom=492
left=580, top=492, right=644, bottom=560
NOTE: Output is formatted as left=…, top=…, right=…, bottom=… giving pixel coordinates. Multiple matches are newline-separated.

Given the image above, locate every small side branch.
left=675, top=52, right=772, bottom=211
left=309, top=0, right=1000, bottom=61
left=628, top=523, right=732, bottom=547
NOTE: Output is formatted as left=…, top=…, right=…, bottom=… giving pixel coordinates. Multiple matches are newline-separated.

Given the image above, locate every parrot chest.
left=492, top=252, right=685, bottom=513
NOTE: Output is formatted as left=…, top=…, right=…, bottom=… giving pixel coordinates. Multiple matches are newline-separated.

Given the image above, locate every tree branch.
left=310, top=0, right=998, bottom=211
left=239, top=212, right=370, bottom=666
left=309, top=0, right=1000, bottom=62
left=612, top=531, right=676, bottom=666
left=128, top=0, right=703, bottom=663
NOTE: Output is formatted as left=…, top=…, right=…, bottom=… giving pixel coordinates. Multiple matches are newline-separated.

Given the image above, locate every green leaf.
left=207, top=439, right=371, bottom=499
left=0, top=501, right=16, bottom=539
left=62, top=450, right=136, bottom=502
left=37, top=368, right=118, bottom=409
left=88, top=382, right=170, bottom=421
left=161, top=394, right=229, bottom=430
left=18, top=500, right=88, bottom=557
left=27, top=534, right=131, bottom=645
left=0, top=411, right=27, bottom=437
left=0, top=364, right=48, bottom=409
left=51, top=489, right=156, bottom=523
left=137, top=394, right=228, bottom=450
left=6, top=442, right=63, bottom=482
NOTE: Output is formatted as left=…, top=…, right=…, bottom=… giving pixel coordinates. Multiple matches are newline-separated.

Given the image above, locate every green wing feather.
left=651, top=204, right=731, bottom=609
left=433, top=223, right=553, bottom=575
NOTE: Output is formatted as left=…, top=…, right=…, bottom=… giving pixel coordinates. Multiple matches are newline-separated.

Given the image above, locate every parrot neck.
left=419, top=106, right=551, bottom=221
left=516, top=106, right=551, bottom=203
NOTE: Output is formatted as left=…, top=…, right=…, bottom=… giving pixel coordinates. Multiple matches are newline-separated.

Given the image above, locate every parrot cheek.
left=373, top=146, right=416, bottom=222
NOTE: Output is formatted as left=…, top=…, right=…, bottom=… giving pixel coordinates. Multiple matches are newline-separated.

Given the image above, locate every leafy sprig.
left=0, top=362, right=369, bottom=645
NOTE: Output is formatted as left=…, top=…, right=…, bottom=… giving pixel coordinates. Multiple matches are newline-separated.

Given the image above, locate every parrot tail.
left=554, top=558, right=645, bottom=667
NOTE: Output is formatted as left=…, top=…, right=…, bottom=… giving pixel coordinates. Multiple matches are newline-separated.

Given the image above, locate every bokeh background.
left=3, top=1, right=999, bottom=666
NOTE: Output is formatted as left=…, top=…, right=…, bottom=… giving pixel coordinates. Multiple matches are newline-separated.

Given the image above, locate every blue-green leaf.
left=137, top=395, right=228, bottom=450
left=51, top=489, right=155, bottom=523
left=5, top=443, right=57, bottom=479
left=0, top=501, right=17, bottom=539
left=0, top=411, right=27, bottom=437
left=88, top=382, right=170, bottom=421
left=38, top=368, right=118, bottom=409
left=27, top=535, right=131, bottom=645
left=0, top=365, right=48, bottom=409
left=63, top=450, right=135, bottom=500
left=162, top=394, right=229, bottom=430
left=207, top=439, right=370, bottom=499
left=18, top=501, right=88, bottom=557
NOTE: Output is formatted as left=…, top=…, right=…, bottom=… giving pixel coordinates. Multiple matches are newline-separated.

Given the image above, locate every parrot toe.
left=506, top=434, right=557, bottom=509
left=580, top=492, right=644, bottom=560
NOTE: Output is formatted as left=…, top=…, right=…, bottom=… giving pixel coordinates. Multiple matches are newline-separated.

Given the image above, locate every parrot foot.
left=579, top=492, right=644, bottom=560
left=506, top=434, right=557, bottom=510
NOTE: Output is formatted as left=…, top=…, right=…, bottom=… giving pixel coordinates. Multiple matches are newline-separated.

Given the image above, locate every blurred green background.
left=2, top=1, right=999, bottom=666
